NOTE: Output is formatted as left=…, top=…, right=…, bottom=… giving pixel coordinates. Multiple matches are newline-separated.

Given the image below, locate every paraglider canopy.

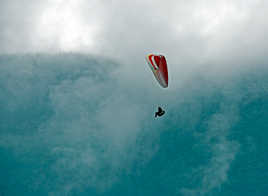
left=146, top=54, right=168, bottom=88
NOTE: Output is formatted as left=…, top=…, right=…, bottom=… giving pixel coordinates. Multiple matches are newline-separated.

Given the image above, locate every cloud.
left=180, top=81, right=242, bottom=196
left=1, top=0, right=267, bottom=91
left=0, top=54, right=156, bottom=194
left=1, top=0, right=267, bottom=68
left=1, top=1, right=268, bottom=195
left=0, top=0, right=46, bottom=53
left=199, top=113, right=240, bottom=195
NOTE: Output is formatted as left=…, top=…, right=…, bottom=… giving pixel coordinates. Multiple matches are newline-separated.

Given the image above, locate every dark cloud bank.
left=0, top=53, right=268, bottom=195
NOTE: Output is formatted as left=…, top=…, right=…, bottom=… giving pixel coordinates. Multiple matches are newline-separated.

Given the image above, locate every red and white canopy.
left=146, top=54, right=168, bottom=88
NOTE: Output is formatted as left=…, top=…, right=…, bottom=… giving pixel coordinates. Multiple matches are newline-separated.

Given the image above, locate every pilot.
left=155, top=107, right=165, bottom=117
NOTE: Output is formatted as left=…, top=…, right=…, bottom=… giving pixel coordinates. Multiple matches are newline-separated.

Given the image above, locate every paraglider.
left=145, top=54, right=168, bottom=88
left=155, top=107, right=165, bottom=118
left=145, top=54, right=169, bottom=117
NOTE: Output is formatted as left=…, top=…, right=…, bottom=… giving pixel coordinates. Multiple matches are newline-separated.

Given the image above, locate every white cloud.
left=180, top=83, right=242, bottom=195
left=1, top=0, right=266, bottom=65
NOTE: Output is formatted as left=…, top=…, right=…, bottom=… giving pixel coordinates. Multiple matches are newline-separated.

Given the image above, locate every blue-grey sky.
left=1, top=1, right=268, bottom=195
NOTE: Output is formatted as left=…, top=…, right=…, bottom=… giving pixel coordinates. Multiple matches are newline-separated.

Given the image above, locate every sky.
left=1, top=0, right=267, bottom=61
left=1, top=0, right=268, bottom=195
left=1, top=0, right=267, bottom=87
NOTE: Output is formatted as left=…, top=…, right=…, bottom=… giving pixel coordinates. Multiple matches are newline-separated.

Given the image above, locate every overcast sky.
left=1, top=0, right=267, bottom=62
left=1, top=1, right=268, bottom=194
left=1, top=0, right=268, bottom=93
